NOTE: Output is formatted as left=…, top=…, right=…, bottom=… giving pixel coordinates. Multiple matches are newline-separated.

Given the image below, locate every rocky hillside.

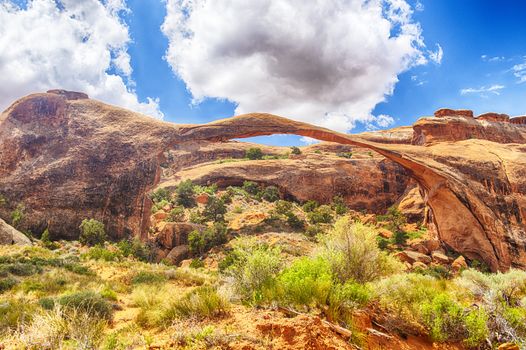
left=1, top=90, right=525, bottom=271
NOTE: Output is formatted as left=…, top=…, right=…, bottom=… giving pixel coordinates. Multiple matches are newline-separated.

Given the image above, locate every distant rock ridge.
left=0, top=91, right=525, bottom=271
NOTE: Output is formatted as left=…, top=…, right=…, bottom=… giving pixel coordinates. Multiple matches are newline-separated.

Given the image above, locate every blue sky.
left=127, top=0, right=526, bottom=144
left=2, top=0, right=526, bottom=146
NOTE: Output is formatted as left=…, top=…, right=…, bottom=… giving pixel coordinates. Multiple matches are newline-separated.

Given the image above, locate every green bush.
left=304, top=224, right=325, bottom=238
left=79, top=219, right=107, bottom=246
left=131, top=271, right=167, bottom=285
left=176, top=180, right=196, bottom=208
left=151, top=199, right=170, bottom=213
left=245, top=148, right=263, bottom=160
left=290, top=146, right=301, bottom=155
left=302, top=200, right=319, bottom=213
left=463, top=309, right=489, bottom=348
left=421, top=293, right=466, bottom=342
left=40, top=228, right=59, bottom=250
left=117, top=238, right=153, bottom=262
left=11, top=204, right=25, bottom=228
left=0, top=297, right=36, bottom=332
left=308, top=205, right=333, bottom=224
left=190, top=258, right=205, bottom=269
left=261, top=186, right=280, bottom=202
left=166, top=206, right=185, bottom=222
left=223, top=239, right=282, bottom=304
left=326, top=281, right=372, bottom=325
left=84, top=245, right=122, bottom=262
left=55, top=291, right=113, bottom=320
left=332, top=196, right=348, bottom=215
left=149, top=188, right=171, bottom=204
left=286, top=212, right=305, bottom=230
left=188, top=223, right=228, bottom=255
left=189, top=209, right=207, bottom=224
left=202, top=196, right=227, bottom=222
left=0, top=277, right=18, bottom=293
left=242, top=181, right=259, bottom=195
left=162, top=286, right=229, bottom=322
left=8, top=262, right=42, bottom=276
left=275, top=200, right=293, bottom=215
left=279, top=257, right=332, bottom=309
left=319, top=218, right=403, bottom=283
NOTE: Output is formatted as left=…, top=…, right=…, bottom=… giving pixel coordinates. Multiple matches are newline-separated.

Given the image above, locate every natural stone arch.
left=176, top=113, right=523, bottom=272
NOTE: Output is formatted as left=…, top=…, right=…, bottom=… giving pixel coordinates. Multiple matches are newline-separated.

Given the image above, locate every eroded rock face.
left=1, top=91, right=525, bottom=271
left=160, top=142, right=410, bottom=213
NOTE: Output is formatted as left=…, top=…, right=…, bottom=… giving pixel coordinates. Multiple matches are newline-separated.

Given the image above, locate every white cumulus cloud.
left=513, top=61, right=526, bottom=83
left=162, top=0, right=437, bottom=133
left=428, top=44, right=443, bottom=64
left=0, top=0, right=163, bottom=119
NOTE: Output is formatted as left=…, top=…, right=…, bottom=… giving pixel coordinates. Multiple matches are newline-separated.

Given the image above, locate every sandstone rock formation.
left=0, top=219, right=31, bottom=245
left=1, top=91, right=525, bottom=271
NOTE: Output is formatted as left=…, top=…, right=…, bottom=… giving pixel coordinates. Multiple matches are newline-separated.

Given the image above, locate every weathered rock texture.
left=0, top=91, right=525, bottom=271
left=159, top=142, right=410, bottom=213
left=0, top=219, right=31, bottom=245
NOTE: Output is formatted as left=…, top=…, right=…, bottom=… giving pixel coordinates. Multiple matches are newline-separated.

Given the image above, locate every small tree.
left=203, top=196, right=227, bottom=222
left=290, top=146, right=301, bottom=155
left=308, top=205, right=333, bottom=224
left=246, top=148, right=263, bottom=160
left=302, top=200, right=319, bottom=213
left=243, top=181, right=259, bottom=195
left=166, top=206, right=185, bottom=222
left=261, top=186, right=280, bottom=202
left=188, top=223, right=228, bottom=255
left=332, top=196, right=348, bottom=215
left=176, top=180, right=196, bottom=208
left=79, top=219, right=107, bottom=246
left=149, top=188, right=171, bottom=203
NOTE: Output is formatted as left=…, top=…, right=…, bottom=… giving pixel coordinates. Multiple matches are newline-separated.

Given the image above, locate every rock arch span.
left=177, top=113, right=526, bottom=272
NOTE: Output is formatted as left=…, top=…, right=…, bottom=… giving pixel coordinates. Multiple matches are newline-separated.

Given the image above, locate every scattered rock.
left=378, top=228, right=393, bottom=239
left=498, top=343, right=520, bottom=350
left=451, top=256, right=468, bottom=272
left=421, top=239, right=441, bottom=253
left=395, top=250, right=432, bottom=265
left=165, top=245, right=190, bottom=265
left=0, top=219, right=31, bottom=245
left=195, top=193, right=210, bottom=204
left=431, top=251, right=450, bottom=265
left=411, top=242, right=430, bottom=255
left=412, top=261, right=428, bottom=270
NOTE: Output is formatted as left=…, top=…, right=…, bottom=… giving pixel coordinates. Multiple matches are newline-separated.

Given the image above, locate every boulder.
left=411, top=242, right=430, bottom=255
left=395, top=250, right=432, bottom=265
left=434, top=108, right=474, bottom=119
left=397, top=185, right=425, bottom=223
left=431, top=251, right=450, bottom=265
left=451, top=255, right=468, bottom=272
left=421, top=239, right=441, bottom=253
left=195, top=193, right=210, bottom=205
left=412, top=261, right=428, bottom=270
left=0, top=219, right=31, bottom=245
left=165, top=245, right=190, bottom=265
left=156, top=222, right=204, bottom=249
left=378, top=228, right=393, bottom=239
left=498, top=343, right=520, bottom=350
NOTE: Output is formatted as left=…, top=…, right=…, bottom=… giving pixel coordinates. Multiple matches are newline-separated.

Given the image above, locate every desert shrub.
left=332, top=196, right=348, bottom=215
left=11, top=203, right=25, bottom=228
left=376, top=236, right=390, bottom=250
left=131, top=285, right=172, bottom=328
left=166, top=206, right=185, bottom=222
left=40, top=228, right=59, bottom=250
left=275, top=200, right=293, bottom=215
left=79, top=219, right=107, bottom=246
left=188, top=223, right=228, bottom=255
left=380, top=206, right=408, bottom=245
left=189, top=209, right=207, bottom=224
left=463, top=309, right=490, bottom=348
left=194, top=184, right=218, bottom=195
left=414, top=264, right=452, bottom=280
left=308, top=205, right=333, bottom=224
left=302, top=200, right=319, bottom=212
left=0, top=297, right=37, bottom=332
left=7, top=262, right=42, bottom=276
left=39, top=291, right=113, bottom=321
left=161, top=286, right=229, bottom=322
left=223, top=239, right=282, bottom=304
left=421, top=293, right=466, bottom=342
left=131, top=271, right=167, bottom=285
left=190, top=259, right=205, bottom=269
left=10, top=306, right=107, bottom=349
left=202, top=196, right=227, bottom=222
left=84, top=245, right=122, bottom=262
left=290, top=146, right=301, bottom=155
left=304, top=224, right=325, bottom=238
left=336, top=152, right=353, bottom=159
left=20, top=274, right=68, bottom=295
left=278, top=257, right=332, bottom=309
left=63, top=262, right=93, bottom=276
left=261, top=186, right=280, bottom=202
left=151, top=199, right=170, bottom=213
left=245, top=147, right=263, bottom=160
left=320, top=218, right=403, bottom=283
left=117, top=238, right=153, bottom=262
left=242, top=181, right=259, bottom=195
left=286, top=212, right=305, bottom=230
left=326, top=281, right=372, bottom=326
left=149, top=188, right=171, bottom=204
left=0, top=277, right=17, bottom=293
left=176, top=180, right=196, bottom=208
